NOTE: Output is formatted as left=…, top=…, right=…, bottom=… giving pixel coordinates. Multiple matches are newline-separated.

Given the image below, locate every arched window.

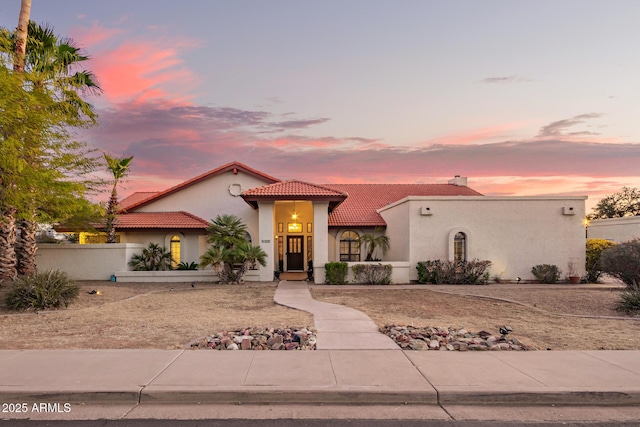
left=245, top=232, right=252, bottom=244
left=170, top=235, right=181, bottom=267
left=340, top=231, right=360, bottom=262
left=454, top=232, right=466, bottom=262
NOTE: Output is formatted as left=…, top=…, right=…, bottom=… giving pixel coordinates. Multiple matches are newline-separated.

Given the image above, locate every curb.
left=4, top=386, right=639, bottom=407
left=437, top=389, right=640, bottom=406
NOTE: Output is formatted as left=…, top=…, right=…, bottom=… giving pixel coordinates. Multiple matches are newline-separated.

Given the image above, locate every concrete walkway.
left=274, top=280, right=398, bottom=350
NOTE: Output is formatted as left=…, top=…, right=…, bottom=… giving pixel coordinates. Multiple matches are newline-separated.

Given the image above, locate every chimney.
left=448, top=175, right=467, bottom=186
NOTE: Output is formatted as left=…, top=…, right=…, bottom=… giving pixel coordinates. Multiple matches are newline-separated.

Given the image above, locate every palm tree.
left=104, top=154, right=133, bottom=243
left=128, top=243, right=172, bottom=271
left=3, top=20, right=102, bottom=275
left=206, top=214, right=247, bottom=249
left=13, top=0, right=31, bottom=73
left=0, top=1, right=30, bottom=283
left=357, top=227, right=391, bottom=261
left=200, top=214, right=267, bottom=284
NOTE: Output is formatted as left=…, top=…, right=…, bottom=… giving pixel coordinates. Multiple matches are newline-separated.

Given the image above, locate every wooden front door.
left=287, top=236, right=304, bottom=271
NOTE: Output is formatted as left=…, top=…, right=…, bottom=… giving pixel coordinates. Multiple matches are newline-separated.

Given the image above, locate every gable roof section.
left=119, top=192, right=159, bottom=210
left=120, top=161, right=280, bottom=212
left=241, top=180, right=348, bottom=210
left=323, top=184, right=483, bottom=227
left=114, top=211, right=209, bottom=229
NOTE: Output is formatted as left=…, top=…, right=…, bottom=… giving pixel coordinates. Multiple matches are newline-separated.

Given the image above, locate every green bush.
left=531, top=264, right=561, bottom=284
left=352, top=263, right=392, bottom=285
left=176, top=261, right=199, bottom=270
left=416, top=259, right=492, bottom=284
left=586, top=239, right=616, bottom=283
left=5, top=270, right=79, bottom=310
left=600, top=239, right=640, bottom=289
left=617, top=288, right=640, bottom=314
left=325, top=262, right=348, bottom=285
left=128, top=243, right=173, bottom=271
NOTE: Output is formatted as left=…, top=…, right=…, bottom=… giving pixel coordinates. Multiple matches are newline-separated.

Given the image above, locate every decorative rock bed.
left=382, top=325, right=531, bottom=351
left=189, top=327, right=316, bottom=350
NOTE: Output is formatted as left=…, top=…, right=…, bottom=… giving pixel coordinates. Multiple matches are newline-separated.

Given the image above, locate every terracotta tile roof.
left=120, top=161, right=280, bottom=213
left=119, top=192, right=158, bottom=210
left=241, top=180, right=348, bottom=210
left=114, top=211, right=209, bottom=229
left=242, top=180, right=348, bottom=198
left=323, top=184, right=483, bottom=227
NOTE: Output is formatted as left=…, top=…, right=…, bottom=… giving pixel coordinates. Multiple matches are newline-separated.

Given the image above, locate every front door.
left=287, top=236, right=304, bottom=271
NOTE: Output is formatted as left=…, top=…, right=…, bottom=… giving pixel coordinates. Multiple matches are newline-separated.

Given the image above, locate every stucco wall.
left=588, top=216, right=640, bottom=243
left=379, top=196, right=587, bottom=282
left=134, top=168, right=269, bottom=238
left=37, top=243, right=145, bottom=280
left=119, top=231, right=204, bottom=265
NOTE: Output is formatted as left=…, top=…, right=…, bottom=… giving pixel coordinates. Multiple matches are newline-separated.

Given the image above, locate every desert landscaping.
left=1, top=281, right=639, bottom=351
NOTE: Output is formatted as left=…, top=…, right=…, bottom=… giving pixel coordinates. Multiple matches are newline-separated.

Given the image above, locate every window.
left=339, top=231, right=360, bottom=262
left=454, top=232, right=466, bottom=262
left=170, top=235, right=181, bottom=267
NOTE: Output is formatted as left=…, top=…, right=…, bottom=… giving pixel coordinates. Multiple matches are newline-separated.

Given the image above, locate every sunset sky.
left=2, top=1, right=640, bottom=212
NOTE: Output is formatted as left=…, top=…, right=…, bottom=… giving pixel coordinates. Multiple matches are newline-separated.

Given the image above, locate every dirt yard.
left=311, top=284, right=640, bottom=351
left=0, top=281, right=312, bottom=349
left=1, top=281, right=639, bottom=350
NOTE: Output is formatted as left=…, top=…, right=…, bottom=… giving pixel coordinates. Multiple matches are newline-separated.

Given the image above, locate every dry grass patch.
left=310, top=286, right=640, bottom=351
left=0, top=281, right=312, bottom=349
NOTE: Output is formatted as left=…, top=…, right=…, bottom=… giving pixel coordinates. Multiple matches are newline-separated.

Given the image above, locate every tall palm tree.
left=357, top=227, right=391, bottom=261
left=104, top=154, right=133, bottom=243
left=0, top=1, right=31, bottom=283
left=12, top=0, right=31, bottom=73
left=11, top=21, right=101, bottom=275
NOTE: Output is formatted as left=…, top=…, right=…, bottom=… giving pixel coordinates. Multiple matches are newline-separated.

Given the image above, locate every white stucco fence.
left=588, top=216, right=640, bottom=243
left=37, top=243, right=145, bottom=281
left=37, top=243, right=265, bottom=282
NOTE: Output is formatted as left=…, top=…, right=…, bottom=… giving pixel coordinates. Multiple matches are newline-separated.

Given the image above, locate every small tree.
left=600, top=239, right=640, bottom=313
left=104, top=154, right=133, bottom=243
left=200, top=214, right=267, bottom=284
left=600, top=239, right=640, bottom=289
left=357, top=227, right=390, bottom=261
left=586, top=238, right=616, bottom=283
left=589, top=187, right=640, bottom=219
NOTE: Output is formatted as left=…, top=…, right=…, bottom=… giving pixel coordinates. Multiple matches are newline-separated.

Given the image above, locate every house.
left=41, top=161, right=587, bottom=283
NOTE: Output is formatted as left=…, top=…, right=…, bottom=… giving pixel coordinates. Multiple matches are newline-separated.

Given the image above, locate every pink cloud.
left=71, top=21, right=124, bottom=47
left=70, top=22, right=199, bottom=105
left=424, top=122, right=528, bottom=146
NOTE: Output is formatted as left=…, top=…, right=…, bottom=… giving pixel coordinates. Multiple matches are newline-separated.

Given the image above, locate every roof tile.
left=242, top=180, right=348, bottom=198
left=323, top=184, right=483, bottom=227
left=114, top=211, right=209, bottom=229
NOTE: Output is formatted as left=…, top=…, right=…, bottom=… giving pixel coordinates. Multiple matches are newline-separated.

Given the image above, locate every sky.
left=2, top=1, right=640, bottom=212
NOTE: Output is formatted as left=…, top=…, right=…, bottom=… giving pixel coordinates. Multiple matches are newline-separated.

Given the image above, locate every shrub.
left=352, top=263, right=392, bottom=285
left=531, top=264, right=561, bottom=284
left=5, top=270, right=79, bottom=310
left=617, top=288, right=640, bottom=314
left=599, top=239, right=640, bottom=289
left=586, top=239, right=616, bottom=283
left=416, top=259, right=492, bottom=284
left=128, top=243, right=173, bottom=271
left=325, top=262, right=348, bottom=285
left=176, top=261, right=199, bottom=270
